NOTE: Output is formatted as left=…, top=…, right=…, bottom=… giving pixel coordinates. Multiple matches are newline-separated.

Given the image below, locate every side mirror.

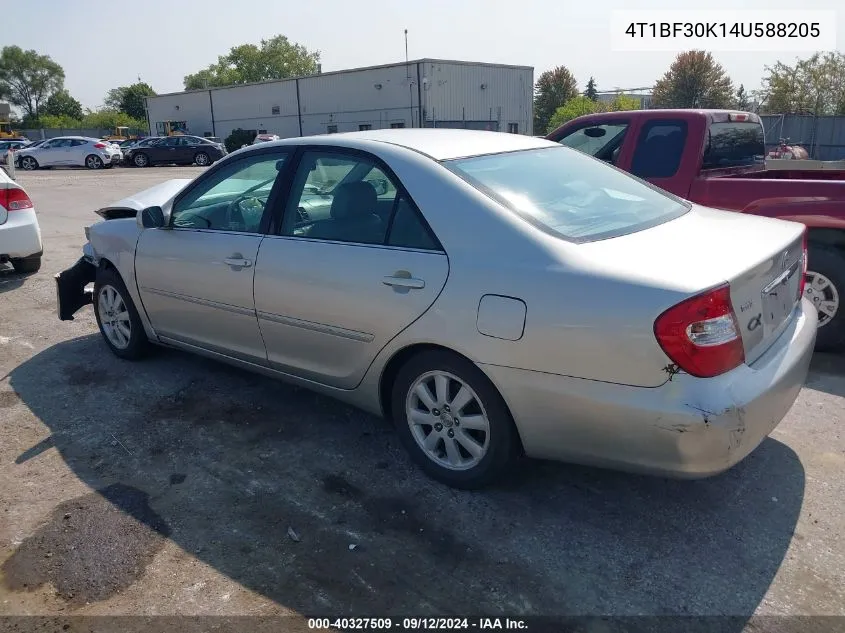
left=139, top=206, right=165, bottom=228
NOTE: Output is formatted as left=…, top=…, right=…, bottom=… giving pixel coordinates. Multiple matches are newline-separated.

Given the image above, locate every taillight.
left=799, top=229, right=808, bottom=297
left=654, top=283, right=745, bottom=378
left=94, top=142, right=107, bottom=149
left=0, top=187, right=34, bottom=211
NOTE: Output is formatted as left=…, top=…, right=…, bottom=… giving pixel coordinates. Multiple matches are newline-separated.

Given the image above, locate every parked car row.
left=5, top=135, right=227, bottom=171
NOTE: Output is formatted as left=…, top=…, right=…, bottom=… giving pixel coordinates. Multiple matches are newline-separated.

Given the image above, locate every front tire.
left=85, top=154, right=104, bottom=169
left=20, top=156, right=38, bottom=171
left=133, top=153, right=149, bottom=167
left=806, top=245, right=845, bottom=352
left=391, top=350, right=518, bottom=489
left=11, top=255, right=41, bottom=274
left=194, top=152, right=210, bottom=166
left=93, top=267, right=149, bottom=360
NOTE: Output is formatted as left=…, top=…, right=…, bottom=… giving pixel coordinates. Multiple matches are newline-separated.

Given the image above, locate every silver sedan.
left=55, top=129, right=817, bottom=489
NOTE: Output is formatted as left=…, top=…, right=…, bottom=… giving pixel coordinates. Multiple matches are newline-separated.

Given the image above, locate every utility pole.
left=405, top=29, right=414, bottom=127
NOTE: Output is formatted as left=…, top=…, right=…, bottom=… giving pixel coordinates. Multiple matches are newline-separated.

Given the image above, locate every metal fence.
left=760, top=115, right=845, bottom=161
left=17, top=128, right=112, bottom=140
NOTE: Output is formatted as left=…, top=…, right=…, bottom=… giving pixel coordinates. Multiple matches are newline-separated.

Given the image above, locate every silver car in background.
left=55, top=129, right=816, bottom=489
left=16, top=136, right=122, bottom=170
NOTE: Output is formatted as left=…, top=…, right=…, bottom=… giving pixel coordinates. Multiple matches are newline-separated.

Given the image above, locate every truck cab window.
left=631, top=120, right=687, bottom=178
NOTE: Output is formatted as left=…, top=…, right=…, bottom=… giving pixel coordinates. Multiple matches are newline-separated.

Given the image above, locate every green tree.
left=608, top=94, right=640, bottom=111
left=584, top=77, right=598, bottom=101
left=651, top=50, right=734, bottom=109
left=42, top=89, right=83, bottom=120
left=184, top=35, right=320, bottom=90
left=533, top=66, right=579, bottom=135
left=104, top=82, right=156, bottom=120
left=39, top=113, right=82, bottom=129
left=760, top=52, right=845, bottom=115
left=224, top=128, right=255, bottom=152
left=736, top=84, right=750, bottom=110
left=0, top=45, right=65, bottom=119
left=547, top=95, right=605, bottom=132
left=81, top=109, right=146, bottom=131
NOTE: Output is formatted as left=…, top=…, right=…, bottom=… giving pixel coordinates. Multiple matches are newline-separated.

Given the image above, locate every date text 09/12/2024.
left=307, top=617, right=528, bottom=630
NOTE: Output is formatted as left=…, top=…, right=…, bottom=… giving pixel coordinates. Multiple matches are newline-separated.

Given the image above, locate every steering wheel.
left=226, top=195, right=265, bottom=232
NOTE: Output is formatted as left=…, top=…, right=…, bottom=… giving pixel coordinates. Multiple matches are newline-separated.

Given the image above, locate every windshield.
left=444, top=146, right=690, bottom=243
left=702, top=122, right=765, bottom=169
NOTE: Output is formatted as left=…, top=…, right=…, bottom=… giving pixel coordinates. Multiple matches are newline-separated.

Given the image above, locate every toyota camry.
left=55, top=129, right=816, bottom=489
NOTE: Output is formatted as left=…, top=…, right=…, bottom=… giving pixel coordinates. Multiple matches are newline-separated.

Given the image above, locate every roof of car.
left=270, top=129, right=558, bottom=161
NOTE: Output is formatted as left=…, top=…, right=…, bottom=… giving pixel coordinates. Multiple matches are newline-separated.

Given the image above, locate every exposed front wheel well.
left=378, top=343, right=525, bottom=455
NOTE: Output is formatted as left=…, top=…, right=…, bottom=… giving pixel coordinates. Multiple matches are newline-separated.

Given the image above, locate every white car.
left=0, top=168, right=42, bottom=273
left=16, top=136, right=122, bottom=170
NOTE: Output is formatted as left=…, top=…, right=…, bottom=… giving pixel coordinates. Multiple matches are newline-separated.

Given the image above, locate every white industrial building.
left=144, top=58, right=534, bottom=141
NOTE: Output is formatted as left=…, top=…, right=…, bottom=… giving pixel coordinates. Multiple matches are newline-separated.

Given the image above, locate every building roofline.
left=146, top=58, right=534, bottom=100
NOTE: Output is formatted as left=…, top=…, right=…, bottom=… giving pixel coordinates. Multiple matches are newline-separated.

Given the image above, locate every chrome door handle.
left=224, top=257, right=252, bottom=268
left=383, top=274, right=425, bottom=289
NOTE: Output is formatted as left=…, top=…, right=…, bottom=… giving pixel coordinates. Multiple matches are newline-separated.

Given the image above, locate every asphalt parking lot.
left=1, top=167, right=844, bottom=626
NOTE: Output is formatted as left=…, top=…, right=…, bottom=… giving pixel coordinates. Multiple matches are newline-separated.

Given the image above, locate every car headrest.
left=330, top=181, right=378, bottom=220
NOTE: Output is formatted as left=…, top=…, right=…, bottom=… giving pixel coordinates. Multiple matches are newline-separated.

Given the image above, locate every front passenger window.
left=170, top=152, right=288, bottom=233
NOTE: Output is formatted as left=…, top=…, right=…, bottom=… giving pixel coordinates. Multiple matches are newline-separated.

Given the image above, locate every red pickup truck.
left=547, top=109, right=845, bottom=351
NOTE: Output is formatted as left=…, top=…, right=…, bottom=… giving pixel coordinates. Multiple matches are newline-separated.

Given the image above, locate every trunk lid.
left=574, top=204, right=806, bottom=366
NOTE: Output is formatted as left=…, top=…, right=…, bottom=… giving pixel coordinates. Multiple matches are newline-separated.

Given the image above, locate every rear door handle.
left=383, top=274, right=425, bottom=289
left=224, top=256, right=253, bottom=268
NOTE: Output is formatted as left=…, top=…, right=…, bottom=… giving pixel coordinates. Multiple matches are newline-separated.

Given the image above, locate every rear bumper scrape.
left=55, top=257, right=97, bottom=321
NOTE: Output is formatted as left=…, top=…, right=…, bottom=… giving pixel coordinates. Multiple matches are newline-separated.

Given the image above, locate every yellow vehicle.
left=0, top=121, right=22, bottom=139
left=104, top=126, right=143, bottom=142
left=155, top=120, right=188, bottom=136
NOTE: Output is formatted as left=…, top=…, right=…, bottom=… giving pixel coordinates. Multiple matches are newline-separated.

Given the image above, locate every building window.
left=271, top=105, right=280, bottom=115
left=390, top=122, right=405, bottom=129
left=508, top=123, right=519, bottom=134
left=327, top=124, right=338, bottom=134
left=359, top=124, right=372, bottom=131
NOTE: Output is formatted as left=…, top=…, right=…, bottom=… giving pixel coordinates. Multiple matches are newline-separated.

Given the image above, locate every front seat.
left=311, top=181, right=384, bottom=243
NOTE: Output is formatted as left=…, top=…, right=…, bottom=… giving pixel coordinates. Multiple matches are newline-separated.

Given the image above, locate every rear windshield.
left=702, top=121, right=765, bottom=170
left=444, top=146, right=690, bottom=243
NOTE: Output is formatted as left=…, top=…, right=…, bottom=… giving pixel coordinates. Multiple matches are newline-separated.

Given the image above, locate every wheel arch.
left=377, top=342, right=525, bottom=454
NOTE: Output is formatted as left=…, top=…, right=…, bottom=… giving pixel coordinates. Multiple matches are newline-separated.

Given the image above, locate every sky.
left=2, top=0, right=842, bottom=110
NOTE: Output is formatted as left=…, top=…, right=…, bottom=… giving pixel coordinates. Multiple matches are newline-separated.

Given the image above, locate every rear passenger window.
left=631, top=120, right=687, bottom=178
left=387, top=198, right=440, bottom=251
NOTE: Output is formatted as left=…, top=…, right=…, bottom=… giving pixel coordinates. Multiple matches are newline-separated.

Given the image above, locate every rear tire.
left=806, top=244, right=845, bottom=352
left=93, top=267, right=150, bottom=360
left=390, top=350, right=518, bottom=489
left=11, top=256, right=41, bottom=274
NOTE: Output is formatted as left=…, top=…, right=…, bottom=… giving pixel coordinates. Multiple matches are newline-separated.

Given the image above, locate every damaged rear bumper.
left=55, top=256, right=97, bottom=321
left=481, top=298, right=817, bottom=478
